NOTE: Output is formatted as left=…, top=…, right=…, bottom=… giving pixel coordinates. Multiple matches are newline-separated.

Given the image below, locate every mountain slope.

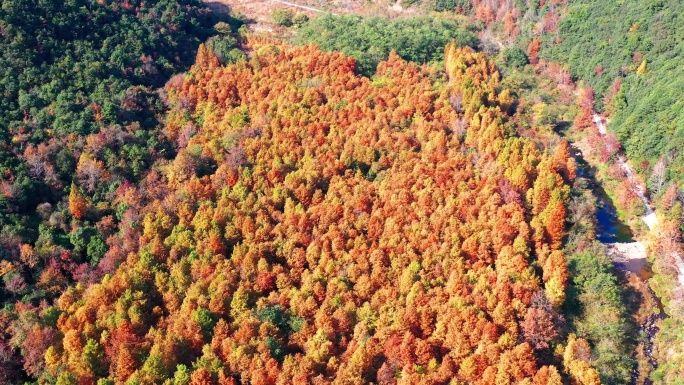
left=40, top=40, right=585, bottom=384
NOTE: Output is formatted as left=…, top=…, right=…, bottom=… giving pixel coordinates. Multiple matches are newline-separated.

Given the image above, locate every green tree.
left=272, top=9, right=294, bottom=27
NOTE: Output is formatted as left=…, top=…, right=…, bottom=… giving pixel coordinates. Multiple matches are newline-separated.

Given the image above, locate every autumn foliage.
left=68, top=183, right=88, bottom=220
left=40, top=40, right=583, bottom=383
left=528, top=38, right=541, bottom=65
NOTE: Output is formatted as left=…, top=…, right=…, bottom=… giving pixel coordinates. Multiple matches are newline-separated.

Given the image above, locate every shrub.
left=293, top=13, right=309, bottom=27
left=272, top=9, right=294, bottom=27
left=502, top=47, right=529, bottom=69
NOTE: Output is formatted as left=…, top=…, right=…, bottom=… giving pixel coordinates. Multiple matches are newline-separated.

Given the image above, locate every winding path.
left=270, top=0, right=331, bottom=13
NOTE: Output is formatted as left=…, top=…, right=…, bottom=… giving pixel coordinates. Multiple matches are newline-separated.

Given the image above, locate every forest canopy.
left=0, top=0, right=235, bottom=382
left=0, top=0, right=657, bottom=383
left=538, top=0, right=684, bottom=187
left=294, top=14, right=479, bottom=76
left=17, top=39, right=588, bottom=384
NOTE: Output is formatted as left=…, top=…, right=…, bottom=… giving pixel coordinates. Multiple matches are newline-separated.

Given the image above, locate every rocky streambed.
left=572, top=116, right=668, bottom=385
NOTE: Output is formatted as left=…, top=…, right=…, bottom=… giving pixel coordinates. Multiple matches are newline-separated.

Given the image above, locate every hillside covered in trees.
left=537, top=0, right=684, bottom=190
left=40, top=38, right=596, bottom=384
left=2, top=0, right=682, bottom=383
left=0, top=0, right=238, bottom=382
left=293, top=15, right=479, bottom=76
left=3, top=21, right=613, bottom=381
left=516, top=1, right=684, bottom=382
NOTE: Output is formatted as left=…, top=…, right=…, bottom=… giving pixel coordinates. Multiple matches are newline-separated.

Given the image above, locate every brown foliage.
left=44, top=40, right=577, bottom=384
left=68, top=183, right=88, bottom=220
left=529, top=38, right=541, bottom=65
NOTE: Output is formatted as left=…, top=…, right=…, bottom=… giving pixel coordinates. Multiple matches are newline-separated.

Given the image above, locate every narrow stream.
left=569, top=141, right=664, bottom=385
left=594, top=183, right=634, bottom=243
left=570, top=148, right=634, bottom=243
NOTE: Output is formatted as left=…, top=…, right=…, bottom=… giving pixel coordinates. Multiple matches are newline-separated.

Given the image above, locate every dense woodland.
left=0, top=0, right=218, bottom=265
left=510, top=1, right=684, bottom=382
left=0, top=0, right=683, bottom=383
left=0, top=0, right=232, bottom=382
left=44, top=39, right=588, bottom=384
left=538, top=0, right=684, bottom=188
left=294, top=15, right=479, bottom=76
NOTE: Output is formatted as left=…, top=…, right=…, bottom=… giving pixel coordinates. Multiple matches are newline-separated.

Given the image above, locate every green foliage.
left=81, top=339, right=106, bottom=377
left=433, top=0, right=468, bottom=12
left=294, top=14, right=479, bottom=76
left=0, top=0, right=215, bottom=139
left=264, top=336, right=285, bottom=362
left=289, top=316, right=305, bottom=333
left=86, top=236, right=107, bottom=266
left=272, top=9, right=294, bottom=27
left=257, top=305, right=288, bottom=328
left=56, top=372, right=78, bottom=385
left=540, top=0, right=684, bottom=186
left=292, top=13, right=309, bottom=27
left=172, top=364, right=191, bottom=385
left=257, top=304, right=303, bottom=335
left=651, top=315, right=684, bottom=382
left=141, top=354, right=170, bottom=382
left=501, top=47, right=529, bottom=69
left=564, top=245, right=635, bottom=384
left=214, top=22, right=233, bottom=35
left=208, top=35, right=246, bottom=65
left=42, top=307, right=62, bottom=328
left=192, top=308, right=218, bottom=339
left=68, top=225, right=104, bottom=263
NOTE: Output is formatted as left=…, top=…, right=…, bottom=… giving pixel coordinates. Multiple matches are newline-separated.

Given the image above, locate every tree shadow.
left=553, top=120, right=572, bottom=136
left=570, top=146, right=634, bottom=243
left=205, top=2, right=255, bottom=27
left=205, top=1, right=232, bottom=14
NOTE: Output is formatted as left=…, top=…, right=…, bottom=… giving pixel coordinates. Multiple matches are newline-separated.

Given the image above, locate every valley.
left=0, top=0, right=683, bottom=384
left=580, top=115, right=665, bottom=385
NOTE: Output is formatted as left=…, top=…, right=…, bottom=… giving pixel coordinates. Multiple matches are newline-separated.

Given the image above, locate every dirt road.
left=270, top=0, right=328, bottom=12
